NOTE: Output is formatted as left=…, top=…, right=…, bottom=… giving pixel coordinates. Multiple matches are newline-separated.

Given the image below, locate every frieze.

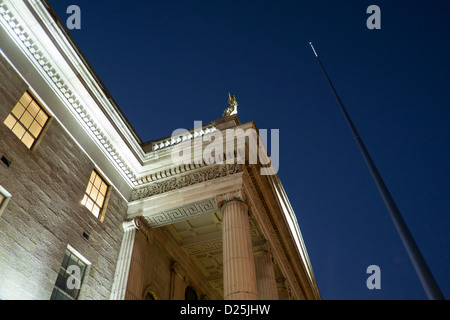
left=131, top=164, right=242, bottom=201
left=142, top=198, right=218, bottom=227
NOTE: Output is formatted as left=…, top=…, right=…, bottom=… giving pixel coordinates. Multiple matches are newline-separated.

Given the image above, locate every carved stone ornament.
left=253, top=239, right=270, bottom=255
left=122, top=216, right=153, bottom=242
left=171, top=262, right=186, bottom=280
left=131, top=164, right=242, bottom=201
left=222, top=93, right=238, bottom=118
left=143, top=198, right=218, bottom=227
left=215, top=189, right=246, bottom=208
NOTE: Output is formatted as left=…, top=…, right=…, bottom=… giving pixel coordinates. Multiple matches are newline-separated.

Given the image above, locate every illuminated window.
left=50, top=245, right=90, bottom=300
left=81, top=170, right=109, bottom=221
left=3, top=91, right=50, bottom=150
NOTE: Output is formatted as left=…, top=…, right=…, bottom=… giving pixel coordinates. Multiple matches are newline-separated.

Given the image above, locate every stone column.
left=217, top=190, right=258, bottom=300
left=253, top=240, right=279, bottom=300
left=110, top=219, right=137, bottom=300
left=170, top=262, right=187, bottom=300
left=110, top=217, right=152, bottom=300
left=276, top=277, right=290, bottom=300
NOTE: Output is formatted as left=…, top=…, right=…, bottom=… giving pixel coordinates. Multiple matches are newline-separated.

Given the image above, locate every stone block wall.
left=0, top=53, right=128, bottom=300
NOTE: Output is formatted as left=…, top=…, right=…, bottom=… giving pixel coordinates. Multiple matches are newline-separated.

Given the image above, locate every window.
left=143, top=286, right=159, bottom=300
left=185, top=286, right=198, bottom=300
left=145, top=291, right=158, bottom=300
left=81, top=170, right=110, bottom=221
left=3, top=91, right=50, bottom=150
left=50, top=245, right=90, bottom=300
left=0, top=185, right=11, bottom=217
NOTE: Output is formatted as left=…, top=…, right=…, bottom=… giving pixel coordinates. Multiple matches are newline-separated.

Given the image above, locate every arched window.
left=145, top=291, right=158, bottom=300
left=184, top=286, right=198, bottom=300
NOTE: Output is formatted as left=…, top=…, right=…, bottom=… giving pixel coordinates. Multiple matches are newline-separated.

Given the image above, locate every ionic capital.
left=253, top=239, right=270, bottom=255
left=171, top=262, right=186, bottom=280
left=122, top=216, right=153, bottom=242
left=215, top=189, right=247, bottom=208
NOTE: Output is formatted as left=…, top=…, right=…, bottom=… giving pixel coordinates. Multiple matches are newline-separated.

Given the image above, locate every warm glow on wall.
left=3, top=91, right=49, bottom=149
left=81, top=170, right=109, bottom=221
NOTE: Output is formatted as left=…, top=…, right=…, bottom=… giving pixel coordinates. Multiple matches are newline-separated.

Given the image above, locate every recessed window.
left=81, top=170, right=110, bottom=221
left=185, top=286, right=198, bottom=300
left=50, top=245, right=90, bottom=300
left=145, top=291, right=158, bottom=300
left=3, top=91, right=50, bottom=149
left=0, top=185, right=11, bottom=217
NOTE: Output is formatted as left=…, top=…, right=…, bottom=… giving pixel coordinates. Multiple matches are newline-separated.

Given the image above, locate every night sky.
left=48, top=0, right=449, bottom=300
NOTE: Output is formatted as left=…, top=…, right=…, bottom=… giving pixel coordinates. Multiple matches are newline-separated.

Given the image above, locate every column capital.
left=171, top=261, right=186, bottom=280
left=122, top=216, right=153, bottom=242
left=122, top=218, right=139, bottom=232
left=215, top=189, right=246, bottom=208
left=253, top=239, right=270, bottom=255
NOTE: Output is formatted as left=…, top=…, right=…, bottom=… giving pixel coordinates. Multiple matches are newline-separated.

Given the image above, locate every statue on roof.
left=222, top=93, right=238, bottom=118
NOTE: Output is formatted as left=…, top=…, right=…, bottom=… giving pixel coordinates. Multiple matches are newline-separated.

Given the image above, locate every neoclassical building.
left=0, top=0, right=321, bottom=300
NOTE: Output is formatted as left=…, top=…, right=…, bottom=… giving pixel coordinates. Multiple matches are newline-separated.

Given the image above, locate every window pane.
left=77, top=261, right=87, bottom=276
left=55, top=269, right=67, bottom=291
left=81, top=194, right=88, bottom=206
left=99, top=182, right=108, bottom=196
left=85, top=182, right=93, bottom=195
left=92, top=205, right=100, bottom=218
left=69, top=255, right=78, bottom=268
left=89, top=171, right=96, bottom=183
left=28, top=121, right=43, bottom=138
left=93, top=175, right=102, bottom=189
left=19, top=92, right=32, bottom=108
left=89, top=187, right=98, bottom=201
left=50, top=289, right=57, bottom=300
left=95, top=193, right=104, bottom=206
left=19, top=111, right=34, bottom=129
left=62, top=251, right=71, bottom=269
left=4, top=114, right=17, bottom=130
left=27, top=100, right=40, bottom=117
left=22, top=132, right=35, bottom=149
left=12, top=122, right=26, bottom=139
left=35, top=110, right=48, bottom=126
left=85, top=197, right=94, bottom=211
left=12, top=103, right=25, bottom=119
left=56, top=289, right=69, bottom=300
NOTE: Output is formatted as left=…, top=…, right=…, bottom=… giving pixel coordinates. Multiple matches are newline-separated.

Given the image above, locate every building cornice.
left=0, top=0, right=142, bottom=189
left=0, top=1, right=266, bottom=195
left=131, top=163, right=243, bottom=201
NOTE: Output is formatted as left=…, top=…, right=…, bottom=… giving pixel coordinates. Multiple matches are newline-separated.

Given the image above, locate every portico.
left=110, top=115, right=321, bottom=300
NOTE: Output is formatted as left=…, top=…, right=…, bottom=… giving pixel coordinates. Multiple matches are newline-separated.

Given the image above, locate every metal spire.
left=309, top=42, right=444, bottom=300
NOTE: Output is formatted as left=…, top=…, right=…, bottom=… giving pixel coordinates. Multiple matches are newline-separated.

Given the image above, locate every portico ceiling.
left=163, top=210, right=265, bottom=297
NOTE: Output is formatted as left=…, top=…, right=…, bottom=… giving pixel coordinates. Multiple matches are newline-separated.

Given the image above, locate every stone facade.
left=0, top=53, right=128, bottom=300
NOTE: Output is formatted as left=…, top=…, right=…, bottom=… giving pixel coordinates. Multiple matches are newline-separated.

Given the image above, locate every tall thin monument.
left=309, top=42, right=444, bottom=300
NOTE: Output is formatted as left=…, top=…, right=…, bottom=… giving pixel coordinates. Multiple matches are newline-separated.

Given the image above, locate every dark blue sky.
left=49, top=0, right=450, bottom=300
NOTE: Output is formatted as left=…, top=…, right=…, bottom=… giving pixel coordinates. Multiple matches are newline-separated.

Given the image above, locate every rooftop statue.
left=222, top=93, right=238, bottom=118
